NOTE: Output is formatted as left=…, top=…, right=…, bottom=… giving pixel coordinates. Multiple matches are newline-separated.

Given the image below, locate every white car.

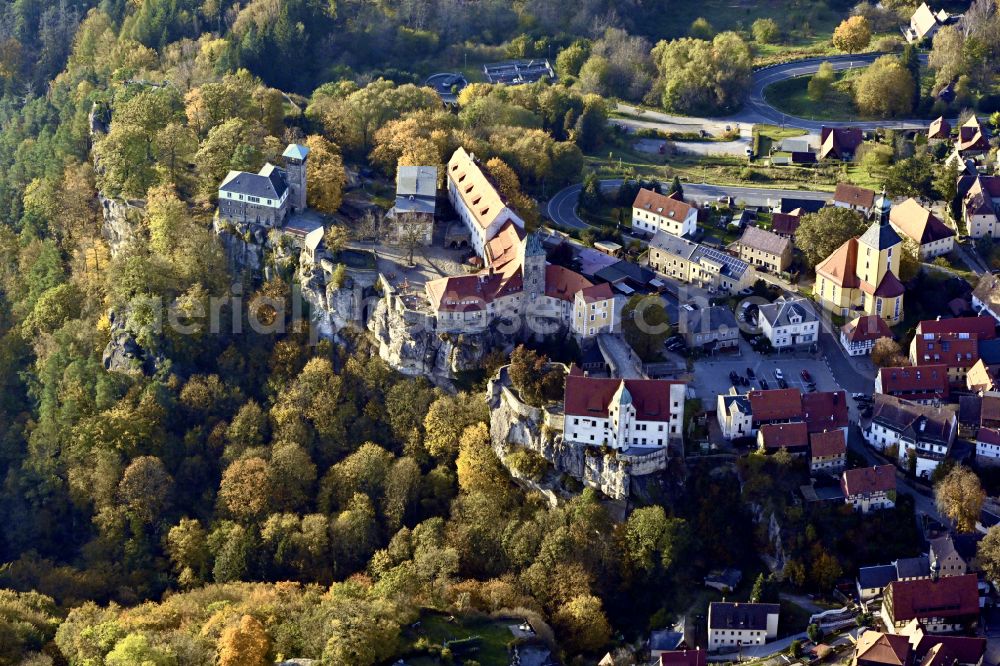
left=774, top=369, right=784, bottom=380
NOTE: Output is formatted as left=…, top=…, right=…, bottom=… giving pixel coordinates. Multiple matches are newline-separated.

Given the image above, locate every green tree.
left=795, top=207, right=868, bottom=267
left=690, top=17, right=715, bottom=40
left=622, top=293, right=671, bottom=361
left=218, top=457, right=273, bottom=522
left=977, top=524, right=1000, bottom=585
left=854, top=55, right=915, bottom=118
left=750, top=572, right=765, bottom=602
left=218, top=615, right=270, bottom=666
left=105, top=633, right=176, bottom=666
left=556, top=40, right=591, bottom=79
left=622, top=506, right=688, bottom=574
left=807, top=61, right=835, bottom=102
left=652, top=32, right=752, bottom=114
left=934, top=157, right=960, bottom=214
left=752, top=18, right=780, bottom=44
left=553, top=595, right=612, bottom=654
left=668, top=175, right=684, bottom=199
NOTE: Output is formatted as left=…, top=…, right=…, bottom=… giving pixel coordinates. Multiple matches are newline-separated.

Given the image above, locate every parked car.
left=760, top=379, right=769, bottom=390
left=774, top=369, right=784, bottom=381
left=778, top=378, right=788, bottom=389
left=800, top=370, right=812, bottom=383
left=747, top=367, right=755, bottom=379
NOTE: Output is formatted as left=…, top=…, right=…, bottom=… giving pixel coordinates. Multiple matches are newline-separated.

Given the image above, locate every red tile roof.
left=918, top=316, right=996, bottom=339
left=842, top=464, right=896, bottom=496
left=834, top=183, right=876, bottom=209
left=486, top=220, right=526, bottom=270
left=802, top=390, right=848, bottom=433
left=885, top=574, right=979, bottom=623
left=978, top=428, right=1000, bottom=445
left=860, top=271, right=906, bottom=298
left=545, top=264, right=592, bottom=302
left=877, top=364, right=950, bottom=400
left=425, top=269, right=523, bottom=312
left=928, top=116, right=951, bottom=140
left=842, top=315, right=893, bottom=344
left=889, top=198, right=956, bottom=245
left=759, top=422, right=809, bottom=450
left=633, top=188, right=694, bottom=222
left=854, top=630, right=910, bottom=666
left=748, top=388, right=802, bottom=422
left=563, top=375, right=683, bottom=421
left=810, top=430, right=846, bottom=458
left=914, top=636, right=986, bottom=666
left=771, top=212, right=801, bottom=237
left=816, top=238, right=860, bottom=288
left=578, top=282, right=614, bottom=303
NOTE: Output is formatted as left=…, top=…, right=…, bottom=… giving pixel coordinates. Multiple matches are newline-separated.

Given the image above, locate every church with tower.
left=815, top=192, right=906, bottom=325
left=216, top=143, right=310, bottom=228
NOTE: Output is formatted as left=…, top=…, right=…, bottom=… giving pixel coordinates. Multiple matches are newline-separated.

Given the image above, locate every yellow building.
left=815, top=197, right=905, bottom=325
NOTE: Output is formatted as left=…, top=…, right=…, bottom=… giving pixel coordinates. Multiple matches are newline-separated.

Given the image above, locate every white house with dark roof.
left=866, top=394, right=957, bottom=479
left=389, top=165, right=437, bottom=245
left=648, top=232, right=753, bottom=292
left=759, top=297, right=819, bottom=349
left=905, top=3, right=949, bottom=43
left=217, top=143, right=309, bottom=227
left=707, top=602, right=779, bottom=651
left=447, top=147, right=524, bottom=260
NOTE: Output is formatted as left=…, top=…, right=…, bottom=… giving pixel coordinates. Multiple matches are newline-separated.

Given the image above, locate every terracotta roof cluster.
left=810, top=429, right=846, bottom=458
left=564, top=375, right=683, bottom=421
left=854, top=630, right=910, bottom=666
left=841, top=464, right=896, bottom=497
left=759, top=422, right=809, bottom=450
left=835, top=183, right=877, bottom=210
left=889, top=198, right=956, bottom=245
left=884, top=574, right=979, bottom=623
left=486, top=221, right=526, bottom=271
left=913, top=634, right=986, bottom=666
left=842, top=315, right=893, bottom=344
left=877, top=364, right=950, bottom=401
left=633, top=188, right=694, bottom=222
left=545, top=264, right=592, bottom=303
left=577, top=282, right=614, bottom=303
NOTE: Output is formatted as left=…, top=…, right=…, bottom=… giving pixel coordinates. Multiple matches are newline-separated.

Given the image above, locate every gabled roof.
left=918, top=316, right=997, bottom=340
left=885, top=574, right=979, bottom=622
left=842, top=464, right=896, bottom=496
left=895, top=555, right=930, bottom=579
left=911, top=3, right=945, bottom=39
left=843, top=315, right=893, bottom=344
left=633, top=188, right=694, bottom=222
left=816, top=238, right=860, bottom=288
left=564, top=376, right=683, bottom=421
left=578, top=282, right=614, bottom=303
left=973, top=274, right=1000, bottom=313
left=680, top=305, right=738, bottom=336
left=759, top=422, right=809, bottom=450
left=802, top=391, right=849, bottom=432
left=748, top=388, right=802, bottom=422
left=957, top=116, right=989, bottom=153
left=810, top=429, right=846, bottom=458
left=759, top=297, right=818, bottom=329
left=858, top=564, right=898, bottom=590
left=771, top=212, right=801, bottom=237
left=981, top=391, right=1000, bottom=424
left=739, top=226, right=790, bottom=256
left=929, top=116, right=951, bottom=140
left=889, top=198, right=956, bottom=245
left=659, top=650, right=705, bottom=666
left=486, top=221, right=526, bottom=271
left=859, top=220, right=902, bottom=251
left=834, top=183, right=877, bottom=210
left=854, top=630, right=911, bottom=666
left=878, top=364, right=950, bottom=400
left=910, top=633, right=986, bottom=666
left=219, top=163, right=288, bottom=199
left=425, top=269, right=523, bottom=312
left=447, top=147, right=515, bottom=231
left=871, top=394, right=956, bottom=445
left=860, top=270, right=906, bottom=299
left=545, top=264, right=592, bottom=303
left=708, top=602, right=779, bottom=631
left=820, top=127, right=864, bottom=160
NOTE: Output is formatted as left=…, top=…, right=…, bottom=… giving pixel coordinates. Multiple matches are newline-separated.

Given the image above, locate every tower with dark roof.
left=522, top=232, right=546, bottom=297
left=283, top=143, right=310, bottom=213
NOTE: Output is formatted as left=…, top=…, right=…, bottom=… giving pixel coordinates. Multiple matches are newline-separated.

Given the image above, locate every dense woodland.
left=0, top=0, right=984, bottom=664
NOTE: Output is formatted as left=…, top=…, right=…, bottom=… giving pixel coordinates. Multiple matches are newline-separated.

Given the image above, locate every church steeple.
left=875, top=187, right=891, bottom=225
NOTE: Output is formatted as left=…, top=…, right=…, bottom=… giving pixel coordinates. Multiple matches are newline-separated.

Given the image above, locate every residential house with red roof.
left=866, top=394, right=957, bottom=479
left=447, top=146, right=525, bottom=259
left=771, top=212, right=801, bottom=238
left=571, top=283, right=617, bottom=338
left=976, top=392, right=1000, bottom=467
left=632, top=188, right=698, bottom=238
left=958, top=175, right=1000, bottom=239
left=956, top=116, right=990, bottom=156
left=815, top=195, right=905, bottom=325
left=842, top=465, right=897, bottom=513
left=833, top=183, right=877, bottom=216
left=909, top=317, right=997, bottom=383
left=802, top=390, right=849, bottom=434
left=928, top=116, right=951, bottom=142
left=757, top=422, right=809, bottom=455
left=562, top=375, right=686, bottom=450
left=810, top=430, right=847, bottom=474
left=852, top=630, right=911, bottom=666
left=876, top=365, right=950, bottom=404
left=820, top=127, right=864, bottom=161
left=881, top=574, right=979, bottom=634
left=889, top=198, right=956, bottom=259
left=842, top=314, right=894, bottom=356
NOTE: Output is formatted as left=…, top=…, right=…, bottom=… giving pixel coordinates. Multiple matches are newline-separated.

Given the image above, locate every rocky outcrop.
left=367, top=295, right=510, bottom=377
left=101, top=309, right=165, bottom=376
left=487, top=375, right=667, bottom=500
left=214, top=218, right=267, bottom=275
left=98, top=194, right=144, bottom=256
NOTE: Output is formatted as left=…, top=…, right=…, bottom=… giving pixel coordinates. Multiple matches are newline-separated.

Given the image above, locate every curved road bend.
left=547, top=179, right=831, bottom=230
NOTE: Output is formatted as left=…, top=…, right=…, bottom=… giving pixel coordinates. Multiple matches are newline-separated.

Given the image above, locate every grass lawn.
left=764, top=73, right=858, bottom=122
left=754, top=124, right=808, bottom=157
left=399, top=611, right=520, bottom=666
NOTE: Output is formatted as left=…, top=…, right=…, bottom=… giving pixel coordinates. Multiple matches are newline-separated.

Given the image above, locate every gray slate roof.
left=709, top=602, right=779, bottom=631
left=758, top=297, right=818, bottom=328
left=739, top=226, right=790, bottom=256
left=895, top=555, right=930, bottom=579
left=219, top=163, right=288, bottom=199
left=282, top=143, right=310, bottom=161
left=393, top=166, right=438, bottom=216
left=681, top=305, right=739, bottom=335
left=858, top=564, right=898, bottom=589
left=650, top=231, right=750, bottom=281
left=859, top=219, right=902, bottom=251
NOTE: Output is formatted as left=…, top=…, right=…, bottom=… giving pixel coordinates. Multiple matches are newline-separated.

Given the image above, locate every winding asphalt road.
left=547, top=179, right=831, bottom=230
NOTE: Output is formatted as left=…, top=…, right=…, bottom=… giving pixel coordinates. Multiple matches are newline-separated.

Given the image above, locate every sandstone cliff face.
left=486, top=377, right=666, bottom=500
left=101, top=309, right=165, bottom=376
left=214, top=218, right=266, bottom=275
left=98, top=194, right=143, bottom=256
left=367, top=296, right=504, bottom=377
